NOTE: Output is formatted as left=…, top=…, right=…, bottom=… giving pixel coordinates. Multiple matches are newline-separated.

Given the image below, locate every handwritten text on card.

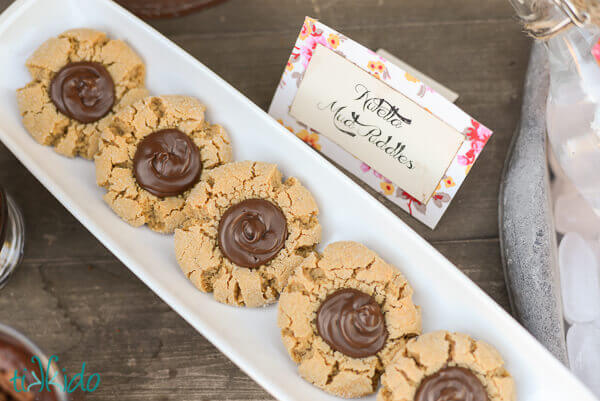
left=290, top=45, right=464, bottom=203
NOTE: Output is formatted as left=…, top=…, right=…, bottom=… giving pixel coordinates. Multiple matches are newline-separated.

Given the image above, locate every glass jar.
left=0, top=188, right=24, bottom=289
left=509, top=0, right=600, bottom=213
left=116, top=0, right=229, bottom=18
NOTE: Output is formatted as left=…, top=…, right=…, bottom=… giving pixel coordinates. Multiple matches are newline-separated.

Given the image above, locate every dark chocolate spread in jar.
left=116, top=0, right=229, bottom=18
left=0, top=334, right=60, bottom=401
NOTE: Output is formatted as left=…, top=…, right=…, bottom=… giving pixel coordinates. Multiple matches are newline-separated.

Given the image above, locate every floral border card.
left=268, top=17, right=493, bottom=229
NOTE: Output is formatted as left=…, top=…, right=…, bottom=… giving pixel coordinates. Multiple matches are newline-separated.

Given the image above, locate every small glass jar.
left=0, top=188, right=25, bottom=289
left=116, top=0, right=229, bottom=18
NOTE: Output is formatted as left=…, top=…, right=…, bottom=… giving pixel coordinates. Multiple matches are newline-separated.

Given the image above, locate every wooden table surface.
left=0, top=1, right=532, bottom=399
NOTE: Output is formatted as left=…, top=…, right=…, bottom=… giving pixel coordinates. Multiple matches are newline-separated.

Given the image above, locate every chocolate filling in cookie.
left=316, top=288, right=388, bottom=358
left=217, top=199, right=288, bottom=268
left=133, top=129, right=202, bottom=198
left=415, top=366, right=489, bottom=401
left=50, top=61, right=115, bottom=123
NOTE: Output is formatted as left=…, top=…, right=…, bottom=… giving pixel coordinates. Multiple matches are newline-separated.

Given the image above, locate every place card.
left=268, top=17, right=493, bottom=228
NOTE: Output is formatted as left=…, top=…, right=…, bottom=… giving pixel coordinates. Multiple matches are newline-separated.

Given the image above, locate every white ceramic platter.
left=0, top=0, right=594, bottom=400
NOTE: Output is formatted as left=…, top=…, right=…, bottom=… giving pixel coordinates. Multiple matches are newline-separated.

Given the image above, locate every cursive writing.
left=317, top=99, right=414, bottom=169
left=354, top=83, right=412, bottom=128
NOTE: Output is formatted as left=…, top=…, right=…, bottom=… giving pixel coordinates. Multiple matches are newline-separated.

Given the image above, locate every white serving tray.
left=0, top=1, right=594, bottom=400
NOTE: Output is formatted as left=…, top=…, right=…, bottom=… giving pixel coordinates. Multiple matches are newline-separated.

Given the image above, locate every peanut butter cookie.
left=378, top=331, right=515, bottom=401
left=95, top=95, right=232, bottom=233
left=277, top=241, right=422, bottom=398
left=17, top=28, right=148, bottom=158
left=174, top=161, right=321, bottom=307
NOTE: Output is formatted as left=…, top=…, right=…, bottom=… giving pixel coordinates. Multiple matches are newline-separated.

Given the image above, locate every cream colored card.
left=290, top=44, right=465, bottom=204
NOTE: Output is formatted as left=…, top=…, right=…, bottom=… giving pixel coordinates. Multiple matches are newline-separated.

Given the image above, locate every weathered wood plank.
left=149, top=0, right=519, bottom=37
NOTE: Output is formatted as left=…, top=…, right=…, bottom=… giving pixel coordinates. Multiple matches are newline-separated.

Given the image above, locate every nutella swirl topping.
left=415, top=366, right=489, bottom=401
left=133, top=129, right=202, bottom=198
left=218, top=199, right=288, bottom=268
left=50, top=61, right=115, bottom=123
left=316, top=288, right=387, bottom=358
